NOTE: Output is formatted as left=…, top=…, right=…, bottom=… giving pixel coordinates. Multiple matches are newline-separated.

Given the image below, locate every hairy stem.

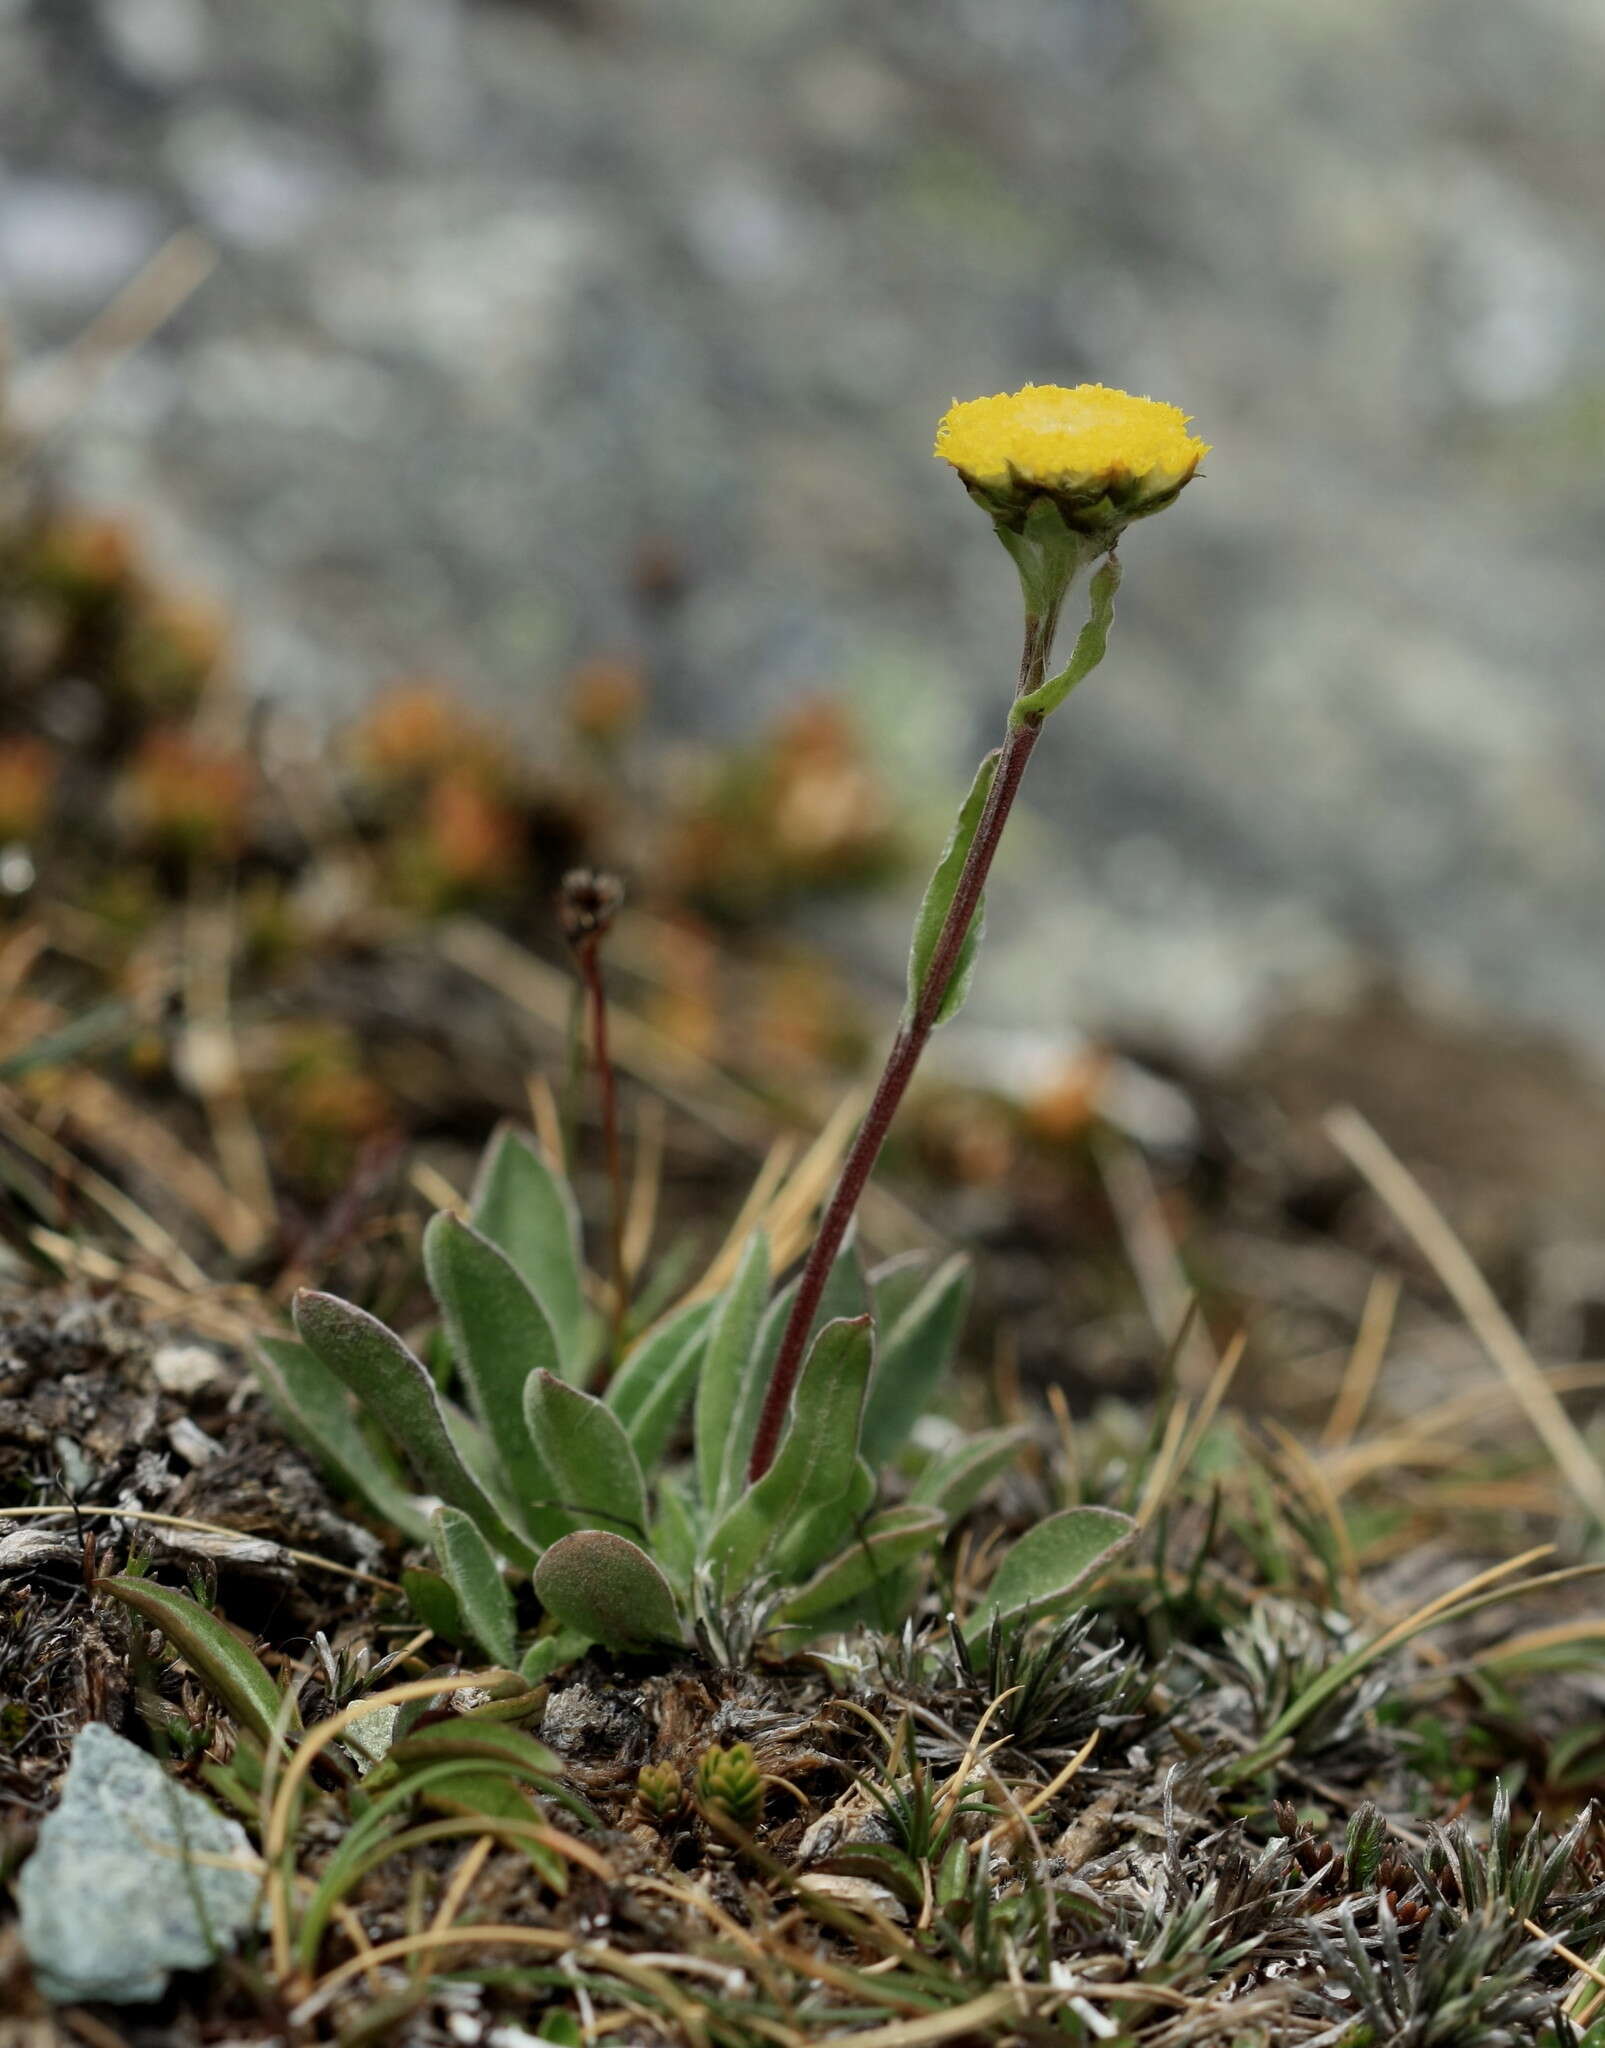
left=747, top=603, right=1062, bottom=1480
left=576, top=934, right=628, bottom=1366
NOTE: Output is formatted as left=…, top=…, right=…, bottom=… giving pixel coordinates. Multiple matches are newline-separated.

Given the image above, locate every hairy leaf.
left=523, top=1370, right=647, bottom=1539
left=293, top=1289, right=536, bottom=1568
left=424, top=1212, right=569, bottom=1545
left=963, top=1505, right=1134, bottom=1649
left=605, top=1296, right=717, bottom=1468
left=704, top=1316, right=874, bottom=1594
left=401, top=1566, right=466, bottom=1649
left=860, top=1252, right=971, bottom=1466
left=254, top=1337, right=431, bottom=1542
left=909, top=1425, right=1031, bottom=1521
left=779, top=1505, right=947, bottom=1625
left=432, top=1506, right=518, bottom=1669
left=721, top=1228, right=868, bottom=1504
left=906, top=753, right=998, bottom=1027
left=470, top=1124, right=588, bottom=1377
left=694, top=1230, right=770, bottom=1513
left=533, top=1531, right=684, bottom=1651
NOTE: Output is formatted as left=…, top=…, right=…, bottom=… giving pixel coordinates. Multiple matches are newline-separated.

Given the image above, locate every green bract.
left=254, top=1123, right=1130, bottom=1671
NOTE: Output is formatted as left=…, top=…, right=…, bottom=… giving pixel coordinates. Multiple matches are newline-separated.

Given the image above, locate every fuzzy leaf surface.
left=906, top=753, right=998, bottom=1027
left=401, top=1567, right=466, bottom=1648
left=779, top=1505, right=947, bottom=1625
left=254, top=1337, right=431, bottom=1542
left=470, top=1124, right=588, bottom=1377
left=523, top=1369, right=647, bottom=1539
left=424, top=1212, right=569, bottom=1544
left=694, top=1229, right=770, bottom=1512
left=605, top=1296, right=716, bottom=1468
left=963, top=1505, right=1134, bottom=1649
left=704, top=1315, right=874, bottom=1594
left=860, top=1252, right=971, bottom=1467
left=533, top=1531, right=684, bottom=1651
left=431, top=1506, right=518, bottom=1668
left=720, top=1230, right=868, bottom=1507
left=293, top=1289, right=536, bottom=1568
left=909, top=1426, right=1032, bottom=1520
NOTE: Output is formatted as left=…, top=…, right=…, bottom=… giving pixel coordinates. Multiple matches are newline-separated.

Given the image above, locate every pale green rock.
left=18, top=1722, right=260, bottom=2004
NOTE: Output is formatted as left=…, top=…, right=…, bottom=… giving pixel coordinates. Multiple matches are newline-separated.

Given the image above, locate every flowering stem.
left=747, top=598, right=1071, bottom=1483
left=575, top=932, right=629, bottom=1365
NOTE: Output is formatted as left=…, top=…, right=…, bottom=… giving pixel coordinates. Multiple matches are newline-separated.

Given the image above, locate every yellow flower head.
left=935, top=382, right=1209, bottom=538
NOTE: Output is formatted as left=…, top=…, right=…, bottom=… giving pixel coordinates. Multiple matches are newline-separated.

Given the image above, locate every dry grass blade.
left=1325, top=1104, right=1605, bottom=1524
left=0, top=1085, right=209, bottom=1287
left=1094, top=1133, right=1217, bottom=1392
left=1321, top=1267, right=1401, bottom=1450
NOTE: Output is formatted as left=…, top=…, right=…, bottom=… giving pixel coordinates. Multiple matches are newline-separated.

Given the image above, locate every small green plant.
left=633, top=1760, right=683, bottom=1824
left=249, top=383, right=1219, bottom=1677
left=256, top=1123, right=1132, bottom=1671
left=692, top=1742, right=764, bottom=1834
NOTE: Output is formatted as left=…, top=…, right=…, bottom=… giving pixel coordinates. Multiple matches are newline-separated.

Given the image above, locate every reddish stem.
left=747, top=607, right=1060, bottom=1480
left=577, top=933, right=629, bottom=1362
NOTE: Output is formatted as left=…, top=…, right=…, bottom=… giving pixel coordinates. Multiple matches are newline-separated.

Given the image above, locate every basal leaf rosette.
left=934, top=381, right=1209, bottom=544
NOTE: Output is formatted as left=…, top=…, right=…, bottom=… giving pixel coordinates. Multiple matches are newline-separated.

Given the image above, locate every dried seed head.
left=557, top=867, right=625, bottom=945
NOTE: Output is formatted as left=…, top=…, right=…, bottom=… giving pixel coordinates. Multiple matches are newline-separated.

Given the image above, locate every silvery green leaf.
left=906, top=754, right=997, bottom=1028
left=909, top=1425, right=1031, bottom=1520
left=254, top=1336, right=430, bottom=1542
left=523, top=1369, right=648, bottom=1540
left=650, top=1471, right=701, bottom=1594
left=402, top=1566, right=466, bottom=1649
left=962, top=1505, right=1134, bottom=1651
left=868, top=1250, right=935, bottom=1332
left=431, top=1505, right=517, bottom=1669
left=470, top=1124, right=589, bottom=1377
left=293, top=1289, right=536, bottom=1568
left=703, top=1316, right=874, bottom=1595
left=533, top=1531, right=684, bottom=1651
left=779, top=1505, right=946, bottom=1625
left=424, top=1212, right=569, bottom=1544
left=520, top=1625, right=593, bottom=1685
left=720, top=1227, right=867, bottom=1505
left=605, top=1295, right=717, bottom=1467
left=860, top=1252, right=971, bottom=1467
left=693, top=1230, right=770, bottom=1512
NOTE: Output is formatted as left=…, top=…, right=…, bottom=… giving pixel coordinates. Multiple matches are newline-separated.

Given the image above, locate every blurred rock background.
left=3, top=0, right=1603, bottom=1058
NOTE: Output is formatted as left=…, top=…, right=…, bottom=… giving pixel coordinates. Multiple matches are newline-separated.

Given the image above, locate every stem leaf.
left=907, top=753, right=999, bottom=1028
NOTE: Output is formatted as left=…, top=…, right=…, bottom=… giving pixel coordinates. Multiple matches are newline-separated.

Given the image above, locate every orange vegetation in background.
left=28, top=511, right=140, bottom=602
left=122, top=592, right=229, bottom=716
left=123, top=728, right=253, bottom=861
left=1025, top=1050, right=1114, bottom=1146
left=425, top=769, right=525, bottom=891
left=670, top=694, right=900, bottom=918
left=0, top=736, right=57, bottom=843
left=566, top=656, right=647, bottom=746
left=353, top=680, right=464, bottom=779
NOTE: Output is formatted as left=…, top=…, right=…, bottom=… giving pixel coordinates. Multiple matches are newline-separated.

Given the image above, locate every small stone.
left=794, top=1873, right=909, bottom=1923
left=18, top=1721, right=260, bottom=2004
left=152, top=1343, right=225, bottom=1396
left=167, top=1415, right=221, bottom=1467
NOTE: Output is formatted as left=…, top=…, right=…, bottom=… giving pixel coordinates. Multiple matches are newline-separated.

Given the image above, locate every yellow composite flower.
left=934, top=382, right=1209, bottom=537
